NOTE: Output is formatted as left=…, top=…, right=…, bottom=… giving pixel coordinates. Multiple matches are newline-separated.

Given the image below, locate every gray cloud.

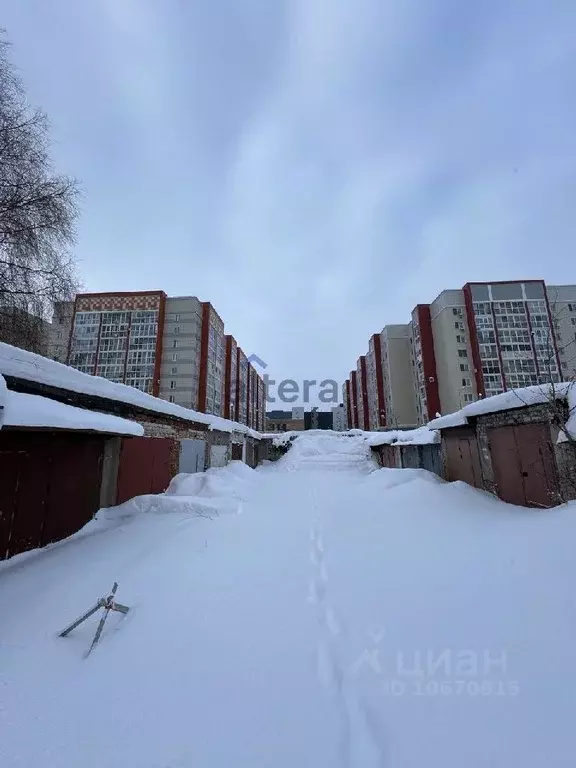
left=3, top=0, right=576, bottom=404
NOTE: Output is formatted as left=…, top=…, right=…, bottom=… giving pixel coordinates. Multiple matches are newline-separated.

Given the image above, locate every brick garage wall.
left=167, top=438, right=180, bottom=481
left=260, top=439, right=288, bottom=462
left=138, top=416, right=208, bottom=440
left=555, top=441, right=576, bottom=502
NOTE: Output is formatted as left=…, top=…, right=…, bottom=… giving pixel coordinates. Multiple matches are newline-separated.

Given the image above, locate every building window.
left=172, top=314, right=180, bottom=322
left=172, top=353, right=178, bottom=361
left=460, top=363, right=469, bottom=372
left=456, top=334, right=466, bottom=343
left=170, top=380, right=176, bottom=389
left=561, top=362, right=568, bottom=370
left=171, top=366, right=178, bottom=374
left=458, top=349, right=468, bottom=358
left=571, top=318, right=576, bottom=326
left=461, top=377, right=471, bottom=387
left=173, top=340, right=178, bottom=348
left=169, top=395, right=175, bottom=403
left=173, top=326, right=180, bottom=334
left=568, top=304, right=575, bottom=312
left=463, top=393, right=474, bottom=403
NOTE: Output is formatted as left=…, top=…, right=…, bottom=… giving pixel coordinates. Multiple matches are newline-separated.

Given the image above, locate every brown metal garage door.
left=487, top=423, right=558, bottom=508
left=443, top=427, right=483, bottom=488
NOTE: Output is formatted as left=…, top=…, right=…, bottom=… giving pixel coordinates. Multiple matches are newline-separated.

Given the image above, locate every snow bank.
left=364, top=425, right=439, bottom=447
left=364, top=465, right=444, bottom=490
left=166, top=461, right=256, bottom=501
left=275, top=431, right=377, bottom=473
left=0, top=342, right=262, bottom=439
left=429, top=381, right=576, bottom=441
left=84, top=462, right=258, bottom=536
left=0, top=383, right=143, bottom=436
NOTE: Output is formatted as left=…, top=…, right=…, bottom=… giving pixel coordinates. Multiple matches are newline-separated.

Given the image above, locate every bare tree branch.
left=0, top=31, right=80, bottom=353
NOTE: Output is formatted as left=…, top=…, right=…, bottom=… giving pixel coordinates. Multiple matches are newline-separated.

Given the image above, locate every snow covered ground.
left=1, top=433, right=575, bottom=767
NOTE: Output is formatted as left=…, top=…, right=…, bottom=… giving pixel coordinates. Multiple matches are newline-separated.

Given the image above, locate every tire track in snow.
left=308, top=487, right=388, bottom=768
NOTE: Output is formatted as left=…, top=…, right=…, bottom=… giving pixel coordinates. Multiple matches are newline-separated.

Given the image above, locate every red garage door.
left=116, top=437, right=177, bottom=504
left=0, top=431, right=105, bottom=561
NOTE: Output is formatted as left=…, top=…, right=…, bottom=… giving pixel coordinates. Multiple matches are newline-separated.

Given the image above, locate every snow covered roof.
left=0, top=376, right=143, bottom=436
left=364, top=426, right=440, bottom=447
left=0, top=343, right=262, bottom=439
left=428, top=382, right=576, bottom=442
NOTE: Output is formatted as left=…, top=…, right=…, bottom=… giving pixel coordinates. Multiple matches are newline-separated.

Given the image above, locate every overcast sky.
left=3, top=0, right=576, bottom=405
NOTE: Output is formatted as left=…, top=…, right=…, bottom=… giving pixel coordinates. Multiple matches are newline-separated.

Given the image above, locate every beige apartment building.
left=381, top=324, right=418, bottom=428
left=158, top=296, right=203, bottom=409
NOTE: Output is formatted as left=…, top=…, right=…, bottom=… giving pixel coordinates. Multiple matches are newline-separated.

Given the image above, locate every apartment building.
left=546, top=284, right=576, bottom=378
left=366, top=334, right=386, bottom=430
left=61, top=291, right=263, bottom=426
left=350, top=371, right=359, bottom=428
left=346, top=279, right=576, bottom=430
left=381, top=324, right=418, bottom=428
left=409, top=304, right=441, bottom=423
left=236, top=348, right=248, bottom=424
left=257, top=375, right=266, bottom=432
left=247, top=365, right=256, bottom=429
left=67, top=291, right=166, bottom=394
left=417, top=281, right=574, bottom=419
left=160, top=295, right=202, bottom=408
left=343, top=380, right=350, bottom=429
left=196, top=302, right=225, bottom=416
left=355, top=356, right=370, bottom=431
left=223, top=335, right=238, bottom=420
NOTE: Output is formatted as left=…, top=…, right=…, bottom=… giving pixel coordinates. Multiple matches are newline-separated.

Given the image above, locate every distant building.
left=0, top=305, right=51, bottom=356
left=332, top=404, right=346, bottom=431
left=266, top=410, right=305, bottom=432
left=47, top=301, right=74, bottom=362
left=304, top=410, right=333, bottom=430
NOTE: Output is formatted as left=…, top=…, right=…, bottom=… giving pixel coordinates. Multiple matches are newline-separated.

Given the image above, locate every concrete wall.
left=159, top=296, right=202, bottom=409
left=99, top=436, right=121, bottom=508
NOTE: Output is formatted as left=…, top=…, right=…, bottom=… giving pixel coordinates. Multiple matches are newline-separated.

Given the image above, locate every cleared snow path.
left=1, top=433, right=576, bottom=767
